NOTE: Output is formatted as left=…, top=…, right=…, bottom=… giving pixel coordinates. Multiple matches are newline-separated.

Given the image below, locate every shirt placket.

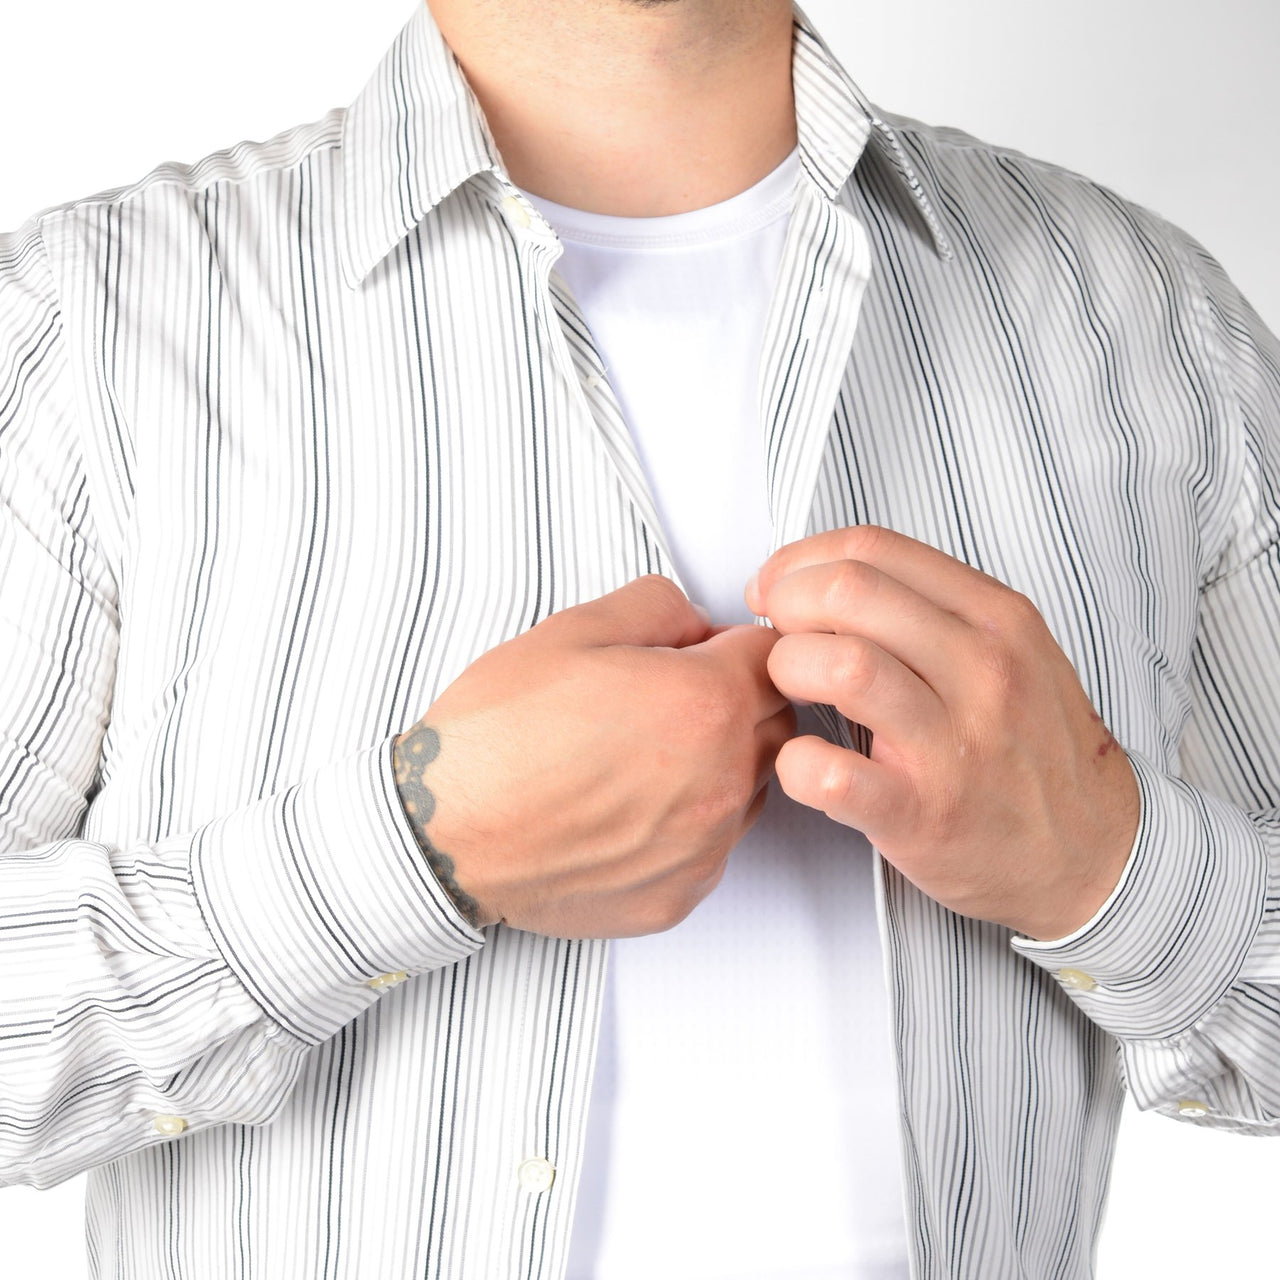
left=761, top=175, right=875, bottom=552
left=494, top=180, right=689, bottom=597
left=482, top=169, right=877, bottom=1280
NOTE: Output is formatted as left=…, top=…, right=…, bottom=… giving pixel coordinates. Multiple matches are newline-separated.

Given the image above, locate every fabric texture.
left=1, top=4, right=1278, bottom=1279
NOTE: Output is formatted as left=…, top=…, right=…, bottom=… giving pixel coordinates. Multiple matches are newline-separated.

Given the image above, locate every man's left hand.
left=747, top=525, right=1141, bottom=941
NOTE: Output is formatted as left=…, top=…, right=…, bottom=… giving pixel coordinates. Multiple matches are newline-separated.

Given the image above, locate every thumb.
left=541, top=575, right=712, bottom=649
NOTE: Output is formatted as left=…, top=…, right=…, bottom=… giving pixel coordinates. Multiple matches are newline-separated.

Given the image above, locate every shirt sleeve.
left=0, top=224, right=485, bottom=1189
left=1012, top=229, right=1280, bottom=1133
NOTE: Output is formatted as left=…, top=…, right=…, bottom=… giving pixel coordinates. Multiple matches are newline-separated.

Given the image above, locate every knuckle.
left=846, top=523, right=895, bottom=566
left=653, top=903, right=690, bottom=934
left=632, top=572, right=688, bottom=618
left=691, top=765, right=753, bottom=828
left=698, top=855, right=730, bottom=899
left=975, top=638, right=1023, bottom=699
left=971, top=609, right=1034, bottom=700
left=693, top=831, right=734, bottom=880
left=815, top=753, right=854, bottom=814
left=634, top=571, right=681, bottom=600
left=967, top=594, right=1051, bottom=727
left=1001, top=589, right=1045, bottom=639
left=975, top=588, right=1041, bottom=643
left=636, top=895, right=685, bottom=936
left=648, top=860, right=726, bottom=934
left=830, top=639, right=878, bottom=700
left=823, top=558, right=877, bottom=616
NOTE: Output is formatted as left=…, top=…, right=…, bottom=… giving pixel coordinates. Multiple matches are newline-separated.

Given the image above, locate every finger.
left=693, top=623, right=792, bottom=721
left=767, top=631, right=945, bottom=746
left=774, top=734, right=907, bottom=846
left=545, top=574, right=712, bottom=650
left=752, top=702, right=798, bottom=781
left=763, top=560, right=973, bottom=698
left=749, top=524, right=1010, bottom=624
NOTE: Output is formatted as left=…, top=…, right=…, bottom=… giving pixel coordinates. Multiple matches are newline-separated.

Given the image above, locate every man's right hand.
left=392, top=575, right=794, bottom=939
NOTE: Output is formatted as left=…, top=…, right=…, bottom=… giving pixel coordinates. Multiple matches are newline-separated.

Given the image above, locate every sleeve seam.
left=1156, top=219, right=1268, bottom=589
left=30, top=215, right=122, bottom=611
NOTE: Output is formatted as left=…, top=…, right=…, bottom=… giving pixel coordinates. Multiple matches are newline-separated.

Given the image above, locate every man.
left=0, top=2, right=1276, bottom=1279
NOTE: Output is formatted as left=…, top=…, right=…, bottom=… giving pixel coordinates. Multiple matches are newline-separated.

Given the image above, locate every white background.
left=1, top=1, right=1277, bottom=1276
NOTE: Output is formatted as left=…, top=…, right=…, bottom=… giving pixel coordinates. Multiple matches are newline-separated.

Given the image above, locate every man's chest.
left=67, top=205, right=1209, bottom=839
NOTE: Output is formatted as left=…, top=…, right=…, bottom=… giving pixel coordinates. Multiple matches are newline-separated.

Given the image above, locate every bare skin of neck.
left=426, top=0, right=797, bottom=215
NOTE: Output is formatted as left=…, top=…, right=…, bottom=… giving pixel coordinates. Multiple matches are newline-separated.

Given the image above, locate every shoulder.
left=876, top=110, right=1274, bottom=349
left=2, top=109, right=347, bottom=269
left=863, top=109, right=1245, bottom=351
left=877, top=112, right=1280, bottom=569
left=877, top=109, right=1188, bottom=258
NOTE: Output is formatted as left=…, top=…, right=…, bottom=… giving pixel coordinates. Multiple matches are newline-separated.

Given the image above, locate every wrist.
left=1018, top=754, right=1140, bottom=942
left=392, top=724, right=495, bottom=931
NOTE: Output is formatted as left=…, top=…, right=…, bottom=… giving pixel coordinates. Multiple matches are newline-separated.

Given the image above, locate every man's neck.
left=426, top=0, right=797, bottom=216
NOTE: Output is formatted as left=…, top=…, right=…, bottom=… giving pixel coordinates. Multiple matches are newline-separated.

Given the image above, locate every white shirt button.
left=1177, top=1099, right=1211, bottom=1118
left=517, top=1157, right=556, bottom=1194
left=500, top=194, right=532, bottom=230
left=153, top=1115, right=188, bottom=1137
left=1056, top=968, right=1097, bottom=992
left=368, top=971, right=409, bottom=991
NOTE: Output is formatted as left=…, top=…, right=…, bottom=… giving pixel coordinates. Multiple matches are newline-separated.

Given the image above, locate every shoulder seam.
left=30, top=110, right=346, bottom=232
left=882, top=111, right=1120, bottom=195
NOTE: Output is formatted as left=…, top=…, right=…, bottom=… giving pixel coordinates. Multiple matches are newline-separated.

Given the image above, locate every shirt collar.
left=339, top=2, right=952, bottom=287
left=339, top=4, right=499, bottom=287
left=790, top=4, right=952, bottom=258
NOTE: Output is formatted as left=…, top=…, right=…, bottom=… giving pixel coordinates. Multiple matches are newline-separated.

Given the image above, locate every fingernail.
left=692, top=603, right=712, bottom=626
left=745, top=573, right=761, bottom=610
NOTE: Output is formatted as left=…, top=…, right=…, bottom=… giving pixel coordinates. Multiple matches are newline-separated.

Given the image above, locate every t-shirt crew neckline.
left=517, top=146, right=801, bottom=250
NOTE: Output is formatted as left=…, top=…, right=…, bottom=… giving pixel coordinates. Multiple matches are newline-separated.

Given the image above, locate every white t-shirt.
left=521, top=152, right=909, bottom=1280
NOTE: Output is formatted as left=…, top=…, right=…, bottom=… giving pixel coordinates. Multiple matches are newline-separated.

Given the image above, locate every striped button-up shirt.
left=2, top=4, right=1278, bottom=1278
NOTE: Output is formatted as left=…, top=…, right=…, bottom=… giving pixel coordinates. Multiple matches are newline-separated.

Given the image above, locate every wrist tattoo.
left=393, top=725, right=486, bottom=929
